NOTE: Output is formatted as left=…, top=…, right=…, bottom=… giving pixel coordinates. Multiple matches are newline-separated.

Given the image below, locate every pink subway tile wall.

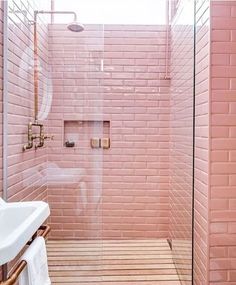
left=103, top=25, right=170, bottom=239
left=0, top=14, right=3, bottom=285
left=210, top=1, right=236, bottom=283
left=7, top=0, right=50, bottom=202
left=0, top=2, right=3, bottom=199
left=47, top=24, right=170, bottom=239
left=169, top=0, right=194, bottom=283
left=1, top=1, right=236, bottom=283
left=47, top=25, right=105, bottom=239
left=194, top=0, right=210, bottom=284
left=0, top=0, right=50, bottom=281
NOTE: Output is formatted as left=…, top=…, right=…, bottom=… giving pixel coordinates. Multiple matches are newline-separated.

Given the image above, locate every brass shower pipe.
left=33, top=10, right=77, bottom=123
left=22, top=11, right=48, bottom=151
left=33, top=11, right=39, bottom=124
left=23, top=10, right=82, bottom=151
left=164, top=0, right=171, bottom=80
left=22, top=122, right=53, bottom=151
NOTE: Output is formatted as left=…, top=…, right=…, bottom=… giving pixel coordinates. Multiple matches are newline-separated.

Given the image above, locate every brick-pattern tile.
left=194, top=0, right=211, bottom=284
left=7, top=0, right=50, bottom=203
left=2, top=2, right=235, bottom=284
left=0, top=2, right=3, bottom=199
left=210, top=1, right=236, bottom=284
left=48, top=24, right=170, bottom=239
left=0, top=0, right=50, bottom=282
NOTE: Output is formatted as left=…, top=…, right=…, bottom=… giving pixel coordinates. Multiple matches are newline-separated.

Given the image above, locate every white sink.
left=0, top=198, right=50, bottom=265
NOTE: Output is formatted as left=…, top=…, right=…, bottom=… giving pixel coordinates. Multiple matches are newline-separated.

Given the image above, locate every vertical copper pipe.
left=51, top=0, right=55, bottom=23
left=165, top=0, right=170, bottom=79
left=33, top=12, right=39, bottom=123
left=33, top=10, right=77, bottom=124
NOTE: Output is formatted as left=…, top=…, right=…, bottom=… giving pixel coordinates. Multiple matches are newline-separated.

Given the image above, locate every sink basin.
left=0, top=198, right=50, bottom=265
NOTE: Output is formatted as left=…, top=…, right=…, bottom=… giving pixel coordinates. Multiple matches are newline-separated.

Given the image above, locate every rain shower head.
left=34, top=10, right=85, bottom=33
left=67, top=21, right=84, bottom=32
left=32, top=9, right=84, bottom=123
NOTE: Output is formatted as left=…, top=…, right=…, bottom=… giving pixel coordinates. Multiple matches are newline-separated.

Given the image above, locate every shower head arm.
left=34, top=10, right=77, bottom=22
left=32, top=9, right=81, bottom=124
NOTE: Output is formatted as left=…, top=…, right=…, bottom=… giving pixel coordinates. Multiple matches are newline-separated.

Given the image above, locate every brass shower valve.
left=90, top=138, right=110, bottom=149
left=23, top=121, right=53, bottom=151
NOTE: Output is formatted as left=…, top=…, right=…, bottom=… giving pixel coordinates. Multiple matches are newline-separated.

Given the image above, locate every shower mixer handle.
left=23, top=121, right=54, bottom=150
left=43, top=134, right=54, bottom=141
left=35, top=128, right=54, bottom=149
left=35, top=133, right=54, bottom=149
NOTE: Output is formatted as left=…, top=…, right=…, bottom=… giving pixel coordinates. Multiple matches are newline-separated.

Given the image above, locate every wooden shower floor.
left=47, top=239, right=181, bottom=285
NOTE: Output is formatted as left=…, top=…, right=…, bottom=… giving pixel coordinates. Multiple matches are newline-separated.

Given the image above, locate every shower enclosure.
left=5, top=0, right=195, bottom=284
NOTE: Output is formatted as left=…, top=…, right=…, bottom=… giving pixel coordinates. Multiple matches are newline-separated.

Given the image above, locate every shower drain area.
left=47, top=239, right=188, bottom=285
left=64, top=120, right=110, bottom=149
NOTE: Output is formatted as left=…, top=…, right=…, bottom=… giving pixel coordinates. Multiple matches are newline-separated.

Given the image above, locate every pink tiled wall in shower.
left=47, top=24, right=170, bottom=239
left=170, top=0, right=236, bottom=283
left=0, top=1, right=50, bottom=281
left=194, top=0, right=211, bottom=284
left=7, top=0, right=50, bottom=202
left=1, top=1, right=236, bottom=283
left=0, top=2, right=3, bottom=199
left=0, top=22, right=4, bottom=285
left=210, top=1, right=236, bottom=283
left=170, top=0, right=210, bottom=284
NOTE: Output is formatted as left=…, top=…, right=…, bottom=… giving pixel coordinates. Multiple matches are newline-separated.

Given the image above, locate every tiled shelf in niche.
left=64, top=120, right=110, bottom=149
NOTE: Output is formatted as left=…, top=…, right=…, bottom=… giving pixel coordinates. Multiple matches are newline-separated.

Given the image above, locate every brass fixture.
left=22, top=9, right=83, bottom=151
left=22, top=122, right=35, bottom=151
left=90, top=138, right=110, bottom=149
left=0, top=225, right=51, bottom=285
left=23, top=122, right=53, bottom=151
left=90, top=138, right=100, bottom=149
left=34, top=123, right=54, bottom=149
left=101, top=138, right=110, bottom=149
left=32, top=10, right=83, bottom=123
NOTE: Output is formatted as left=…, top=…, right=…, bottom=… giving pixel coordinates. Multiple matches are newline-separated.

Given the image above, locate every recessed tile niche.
left=64, top=120, right=110, bottom=148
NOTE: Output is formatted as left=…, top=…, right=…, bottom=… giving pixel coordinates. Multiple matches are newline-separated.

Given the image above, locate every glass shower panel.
left=169, top=0, right=195, bottom=284
left=47, top=19, right=104, bottom=275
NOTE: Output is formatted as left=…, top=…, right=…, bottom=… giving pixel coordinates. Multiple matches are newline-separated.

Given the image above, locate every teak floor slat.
left=47, top=239, right=181, bottom=285
left=47, top=245, right=170, bottom=250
